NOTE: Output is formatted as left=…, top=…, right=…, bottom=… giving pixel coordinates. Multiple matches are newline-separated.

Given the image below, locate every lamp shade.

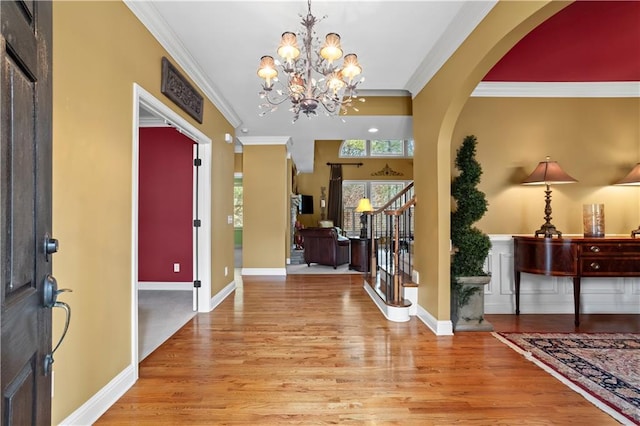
left=257, top=55, right=278, bottom=85
left=522, top=157, right=577, bottom=185
left=615, top=163, right=640, bottom=185
left=355, top=198, right=373, bottom=212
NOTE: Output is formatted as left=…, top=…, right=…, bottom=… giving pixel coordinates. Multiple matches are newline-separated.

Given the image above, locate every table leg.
left=515, top=271, right=521, bottom=315
left=573, top=276, right=581, bottom=326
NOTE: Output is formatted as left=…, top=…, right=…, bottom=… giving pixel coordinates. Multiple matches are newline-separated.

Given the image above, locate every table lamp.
left=355, top=198, right=373, bottom=238
left=522, top=156, right=577, bottom=238
left=615, top=162, right=640, bottom=237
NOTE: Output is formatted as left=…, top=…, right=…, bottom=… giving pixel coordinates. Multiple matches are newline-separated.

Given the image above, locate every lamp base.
left=534, top=222, right=562, bottom=238
left=359, top=227, right=368, bottom=239
left=632, top=226, right=640, bottom=238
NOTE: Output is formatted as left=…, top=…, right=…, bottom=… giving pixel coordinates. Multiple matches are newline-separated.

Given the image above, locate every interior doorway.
left=132, top=84, right=212, bottom=368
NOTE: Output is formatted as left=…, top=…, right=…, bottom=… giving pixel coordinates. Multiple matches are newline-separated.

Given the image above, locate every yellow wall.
left=453, top=97, right=640, bottom=235
left=242, top=144, right=288, bottom=269
left=52, top=2, right=234, bottom=423
left=412, top=1, right=568, bottom=322
left=295, top=140, right=414, bottom=228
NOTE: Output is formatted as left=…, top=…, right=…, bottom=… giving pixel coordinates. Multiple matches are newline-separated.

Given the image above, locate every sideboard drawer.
left=578, top=242, right=640, bottom=255
left=580, top=258, right=640, bottom=275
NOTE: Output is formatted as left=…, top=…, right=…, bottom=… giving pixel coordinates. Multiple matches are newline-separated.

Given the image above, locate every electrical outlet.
left=224, top=266, right=228, bottom=276
left=173, top=263, right=180, bottom=273
left=227, top=215, right=233, bottom=225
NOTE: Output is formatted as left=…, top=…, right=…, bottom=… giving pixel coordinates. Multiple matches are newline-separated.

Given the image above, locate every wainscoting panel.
left=485, top=235, right=640, bottom=314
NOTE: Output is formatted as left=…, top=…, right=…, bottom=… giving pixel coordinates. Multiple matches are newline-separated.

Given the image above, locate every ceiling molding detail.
left=472, top=82, right=640, bottom=98
left=237, top=136, right=291, bottom=146
left=124, top=1, right=242, bottom=128
left=405, top=1, right=497, bottom=96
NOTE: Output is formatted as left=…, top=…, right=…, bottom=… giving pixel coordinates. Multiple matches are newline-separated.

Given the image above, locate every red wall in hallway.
left=484, top=1, right=640, bottom=82
left=138, top=127, right=194, bottom=282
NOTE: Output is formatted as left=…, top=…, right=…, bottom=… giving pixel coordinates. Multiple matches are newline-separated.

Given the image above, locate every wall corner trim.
left=416, top=305, right=454, bottom=336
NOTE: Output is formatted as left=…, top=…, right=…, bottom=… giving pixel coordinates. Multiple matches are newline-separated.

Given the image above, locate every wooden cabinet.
left=513, top=236, right=640, bottom=325
left=349, top=238, right=371, bottom=272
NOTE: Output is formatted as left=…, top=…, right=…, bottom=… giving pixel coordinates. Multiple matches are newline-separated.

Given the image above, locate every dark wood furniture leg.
left=515, top=270, right=521, bottom=315
left=573, top=277, right=581, bottom=326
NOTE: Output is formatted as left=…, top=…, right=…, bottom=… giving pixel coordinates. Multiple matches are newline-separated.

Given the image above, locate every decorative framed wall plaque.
left=161, top=57, right=204, bottom=123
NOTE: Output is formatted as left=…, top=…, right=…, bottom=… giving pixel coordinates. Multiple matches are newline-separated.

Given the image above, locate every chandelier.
left=257, top=0, right=365, bottom=122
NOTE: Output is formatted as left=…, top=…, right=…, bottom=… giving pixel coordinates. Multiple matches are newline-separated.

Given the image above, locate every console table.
left=513, top=236, right=640, bottom=326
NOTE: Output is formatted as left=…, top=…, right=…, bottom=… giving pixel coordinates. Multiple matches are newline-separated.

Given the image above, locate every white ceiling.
left=126, top=1, right=496, bottom=172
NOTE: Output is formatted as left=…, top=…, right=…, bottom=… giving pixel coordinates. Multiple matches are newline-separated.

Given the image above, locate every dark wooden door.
left=0, top=1, right=53, bottom=425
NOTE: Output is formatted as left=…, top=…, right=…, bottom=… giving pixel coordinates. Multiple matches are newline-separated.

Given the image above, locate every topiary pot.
left=451, top=276, right=493, bottom=331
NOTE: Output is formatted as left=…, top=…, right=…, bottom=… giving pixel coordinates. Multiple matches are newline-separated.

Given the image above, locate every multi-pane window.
left=339, top=139, right=413, bottom=158
left=233, top=178, right=243, bottom=227
left=342, top=180, right=411, bottom=236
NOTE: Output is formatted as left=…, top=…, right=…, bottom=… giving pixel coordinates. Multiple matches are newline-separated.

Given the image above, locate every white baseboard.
left=363, top=281, right=410, bottom=322
left=209, top=280, right=236, bottom=311
left=60, top=280, right=237, bottom=425
left=138, top=281, right=192, bottom=290
left=241, top=267, right=286, bottom=276
left=404, top=286, right=418, bottom=316
left=416, top=304, right=453, bottom=336
left=58, top=365, right=136, bottom=426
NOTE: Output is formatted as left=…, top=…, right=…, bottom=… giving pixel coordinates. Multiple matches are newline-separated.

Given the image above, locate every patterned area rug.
left=493, top=332, right=640, bottom=425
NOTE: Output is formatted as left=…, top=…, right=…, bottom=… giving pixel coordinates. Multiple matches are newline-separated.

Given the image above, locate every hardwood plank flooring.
left=96, top=274, right=632, bottom=425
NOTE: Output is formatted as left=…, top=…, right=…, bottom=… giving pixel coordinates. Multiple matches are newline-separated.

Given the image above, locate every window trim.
left=339, top=139, right=414, bottom=158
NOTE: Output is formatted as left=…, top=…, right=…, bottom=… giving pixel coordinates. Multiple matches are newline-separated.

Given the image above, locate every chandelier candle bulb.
left=320, top=33, right=343, bottom=63
left=257, top=56, right=278, bottom=87
left=277, top=32, right=300, bottom=63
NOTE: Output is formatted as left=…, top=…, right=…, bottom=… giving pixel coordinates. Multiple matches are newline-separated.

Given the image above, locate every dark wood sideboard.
left=513, top=236, right=640, bottom=326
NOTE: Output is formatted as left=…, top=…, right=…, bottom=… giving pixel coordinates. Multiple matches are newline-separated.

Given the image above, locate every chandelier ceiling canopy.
left=257, top=0, right=365, bottom=122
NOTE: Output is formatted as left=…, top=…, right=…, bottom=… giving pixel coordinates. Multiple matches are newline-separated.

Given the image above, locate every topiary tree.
left=451, top=135, right=491, bottom=313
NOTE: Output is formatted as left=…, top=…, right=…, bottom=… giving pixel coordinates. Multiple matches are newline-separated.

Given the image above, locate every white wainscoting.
left=485, top=235, right=640, bottom=314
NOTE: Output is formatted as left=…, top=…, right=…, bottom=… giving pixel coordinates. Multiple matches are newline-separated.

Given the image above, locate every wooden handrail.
left=368, top=182, right=414, bottom=215
left=384, top=197, right=417, bottom=216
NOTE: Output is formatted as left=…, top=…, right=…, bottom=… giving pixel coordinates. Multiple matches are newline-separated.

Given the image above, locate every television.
left=299, top=195, right=314, bottom=214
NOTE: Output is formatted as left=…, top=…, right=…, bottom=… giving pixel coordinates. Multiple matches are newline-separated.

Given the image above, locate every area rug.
left=493, top=332, right=640, bottom=425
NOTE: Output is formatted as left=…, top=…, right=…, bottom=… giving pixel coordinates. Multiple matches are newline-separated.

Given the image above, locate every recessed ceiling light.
left=368, top=127, right=378, bottom=133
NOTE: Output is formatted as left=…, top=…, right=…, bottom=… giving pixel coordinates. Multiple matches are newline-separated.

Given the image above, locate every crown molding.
left=124, top=1, right=242, bottom=128
left=237, top=136, right=291, bottom=146
left=472, top=81, right=640, bottom=98
left=405, top=1, right=497, bottom=96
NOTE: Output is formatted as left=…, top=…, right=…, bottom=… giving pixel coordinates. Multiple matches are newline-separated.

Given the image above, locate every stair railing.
left=365, top=182, right=415, bottom=306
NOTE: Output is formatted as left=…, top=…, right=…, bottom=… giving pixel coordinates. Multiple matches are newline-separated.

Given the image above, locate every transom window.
left=339, top=139, right=413, bottom=158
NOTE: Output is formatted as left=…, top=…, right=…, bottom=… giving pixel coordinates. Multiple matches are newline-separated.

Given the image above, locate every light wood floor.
left=96, top=274, right=637, bottom=425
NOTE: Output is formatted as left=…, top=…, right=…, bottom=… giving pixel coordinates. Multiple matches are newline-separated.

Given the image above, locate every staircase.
left=362, top=182, right=417, bottom=321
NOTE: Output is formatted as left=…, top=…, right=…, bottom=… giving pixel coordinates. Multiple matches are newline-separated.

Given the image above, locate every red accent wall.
left=138, top=127, right=194, bottom=282
left=484, top=1, right=640, bottom=82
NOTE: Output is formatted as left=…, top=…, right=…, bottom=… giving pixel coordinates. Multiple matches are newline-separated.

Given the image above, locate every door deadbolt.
left=44, top=233, right=59, bottom=262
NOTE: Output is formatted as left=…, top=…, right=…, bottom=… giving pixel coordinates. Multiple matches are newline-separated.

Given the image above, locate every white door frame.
left=131, top=83, right=212, bottom=371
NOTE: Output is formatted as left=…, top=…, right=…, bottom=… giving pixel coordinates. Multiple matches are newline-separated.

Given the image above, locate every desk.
left=349, top=238, right=371, bottom=272
left=513, top=236, right=640, bottom=326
